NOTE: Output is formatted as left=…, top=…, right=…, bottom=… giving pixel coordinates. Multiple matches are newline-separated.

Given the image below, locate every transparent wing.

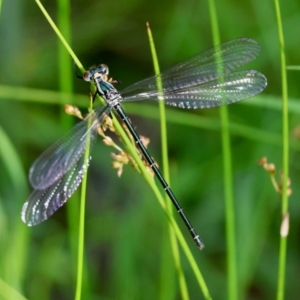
left=162, top=70, right=267, bottom=109
left=121, top=38, right=262, bottom=102
left=22, top=155, right=90, bottom=226
left=29, top=104, right=111, bottom=190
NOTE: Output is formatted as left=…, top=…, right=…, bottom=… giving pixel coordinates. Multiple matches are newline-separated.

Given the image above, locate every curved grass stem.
left=146, top=22, right=189, bottom=300
left=207, top=0, right=238, bottom=298
left=274, top=0, right=289, bottom=299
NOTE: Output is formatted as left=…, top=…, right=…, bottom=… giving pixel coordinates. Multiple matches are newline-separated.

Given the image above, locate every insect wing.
left=29, top=105, right=110, bottom=190
left=22, top=154, right=90, bottom=226
left=161, top=70, right=267, bottom=109
left=121, top=38, right=262, bottom=102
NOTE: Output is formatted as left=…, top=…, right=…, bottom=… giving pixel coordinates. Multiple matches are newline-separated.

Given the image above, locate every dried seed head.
left=267, top=163, right=276, bottom=174
left=140, top=135, right=150, bottom=148
left=102, top=115, right=115, bottom=132
left=97, top=124, right=105, bottom=137
left=145, top=165, right=155, bottom=178
left=111, top=152, right=130, bottom=164
left=103, top=136, right=114, bottom=146
left=65, top=105, right=83, bottom=119
left=111, top=161, right=124, bottom=177
left=257, top=156, right=267, bottom=167
left=279, top=171, right=291, bottom=187
left=280, top=213, right=289, bottom=237
left=111, top=152, right=131, bottom=177
left=257, top=156, right=276, bottom=174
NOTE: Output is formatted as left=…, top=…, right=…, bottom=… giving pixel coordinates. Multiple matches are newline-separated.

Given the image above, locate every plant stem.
left=146, top=22, right=189, bottom=300
left=274, top=0, right=289, bottom=299
left=207, top=0, right=238, bottom=298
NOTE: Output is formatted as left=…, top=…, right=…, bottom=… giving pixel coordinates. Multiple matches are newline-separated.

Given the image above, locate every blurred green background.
left=1, top=0, right=300, bottom=299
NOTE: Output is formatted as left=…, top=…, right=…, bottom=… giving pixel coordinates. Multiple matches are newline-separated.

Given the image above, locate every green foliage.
left=0, top=0, right=300, bottom=299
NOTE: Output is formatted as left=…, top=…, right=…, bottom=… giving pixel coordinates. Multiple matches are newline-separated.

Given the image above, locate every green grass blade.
left=0, top=124, right=29, bottom=292
left=56, top=0, right=86, bottom=296
left=0, top=278, right=28, bottom=300
left=207, top=0, right=238, bottom=299
left=273, top=0, right=289, bottom=299
left=112, top=117, right=212, bottom=300
left=34, top=2, right=90, bottom=298
left=146, top=22, right=189, bottom=300
left=286, top=65, right=300, bottom=70
left=35, top=0, right=83, bottom=72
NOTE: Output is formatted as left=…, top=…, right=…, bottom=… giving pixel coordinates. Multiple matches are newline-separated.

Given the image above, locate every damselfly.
left=21, top=38, right=267, bottom=249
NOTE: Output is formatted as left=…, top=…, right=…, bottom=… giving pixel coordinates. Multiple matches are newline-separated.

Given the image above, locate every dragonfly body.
left=22, top=38, right=267, bottom=249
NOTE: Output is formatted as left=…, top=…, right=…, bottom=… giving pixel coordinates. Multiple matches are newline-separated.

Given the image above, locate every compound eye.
left=100, top=64, right=109, bottom=75
left=83, top=71, right=91, bottom=82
